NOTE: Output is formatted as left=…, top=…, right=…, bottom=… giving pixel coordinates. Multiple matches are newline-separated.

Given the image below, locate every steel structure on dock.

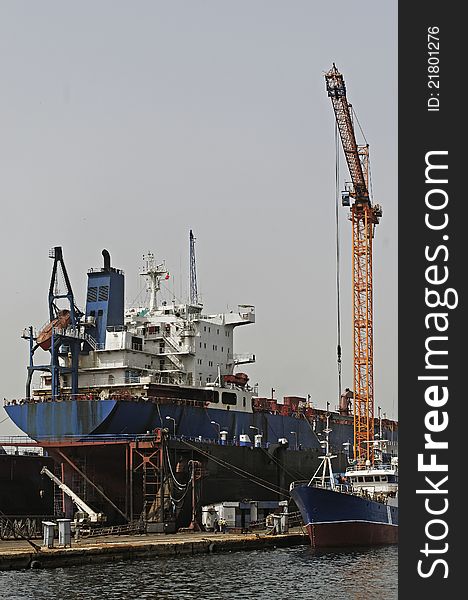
left=1, top=431, right=179, bottom=530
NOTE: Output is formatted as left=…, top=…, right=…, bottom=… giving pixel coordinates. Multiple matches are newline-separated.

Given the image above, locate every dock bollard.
left=42, top=521, right=56, bottom=549
left=57, top=519, right=72, bottom=548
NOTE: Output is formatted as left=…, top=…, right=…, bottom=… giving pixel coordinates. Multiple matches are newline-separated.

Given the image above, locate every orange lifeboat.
left=223, top=372, right=249, bottom=388
left=37, top=310, right=71, bottom=351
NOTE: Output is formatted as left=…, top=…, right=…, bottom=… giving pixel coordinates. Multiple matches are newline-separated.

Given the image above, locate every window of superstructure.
left=217, top=329, right=219, bottom=335
left=208, top=390, right=219, bottom=403
left=222, top=392, right=237, bottom=405
left=132, top=337, right=143, bottom=351
left=364, top=476, right=373, bottom=482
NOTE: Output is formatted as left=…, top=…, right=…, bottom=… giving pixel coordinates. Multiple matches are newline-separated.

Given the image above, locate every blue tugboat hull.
left=291, top=484, right=398, bottom=547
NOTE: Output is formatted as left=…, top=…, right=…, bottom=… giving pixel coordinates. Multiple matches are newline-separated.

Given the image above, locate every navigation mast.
left=189, top=230, right=199, bottom=306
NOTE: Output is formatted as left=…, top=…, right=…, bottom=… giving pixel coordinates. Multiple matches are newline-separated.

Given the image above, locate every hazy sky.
left=0, top=1, right=397, bottom=436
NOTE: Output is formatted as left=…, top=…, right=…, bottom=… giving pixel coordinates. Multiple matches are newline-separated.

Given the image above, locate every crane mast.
left=325, top=64, right=382, bottom=465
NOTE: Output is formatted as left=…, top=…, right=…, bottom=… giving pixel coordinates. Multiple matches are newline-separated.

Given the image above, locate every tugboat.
left=290, top=415, right=398, bottom=548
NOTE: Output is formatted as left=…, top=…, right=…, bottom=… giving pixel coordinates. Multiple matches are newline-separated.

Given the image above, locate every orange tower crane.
left=325, top=64, right=382, bottom=465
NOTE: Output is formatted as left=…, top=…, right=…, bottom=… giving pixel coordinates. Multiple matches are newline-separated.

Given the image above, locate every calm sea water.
left=0, top=545, right=397, bottom=600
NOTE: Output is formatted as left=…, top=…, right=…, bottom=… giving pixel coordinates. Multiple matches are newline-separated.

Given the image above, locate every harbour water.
left=1, top=545, right=397, bottom=600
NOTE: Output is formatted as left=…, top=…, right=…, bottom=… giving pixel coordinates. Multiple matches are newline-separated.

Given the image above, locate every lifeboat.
left=223, top=372, right=249, bottom=388
left=36, top=310, right=71, bottom=351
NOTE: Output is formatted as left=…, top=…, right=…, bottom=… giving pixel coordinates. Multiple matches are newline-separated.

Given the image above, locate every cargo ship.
left=3, top=240, right=397, bottom=527
left=4, top=242, right=397, bottom=449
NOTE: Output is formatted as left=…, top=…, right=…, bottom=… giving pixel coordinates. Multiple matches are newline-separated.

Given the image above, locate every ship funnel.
left=86, top=249, right=125, bottom=347
left=102, top=249, right=111, bottom=271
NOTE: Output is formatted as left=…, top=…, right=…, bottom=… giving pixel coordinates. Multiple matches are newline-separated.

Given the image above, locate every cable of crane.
left=335, top=121, right=343, bottom=400
left=350, top=104, right=375, bottom=205
left=368, top=153, right=375, bottom=204
left=350, top=105, right=368, bottom=146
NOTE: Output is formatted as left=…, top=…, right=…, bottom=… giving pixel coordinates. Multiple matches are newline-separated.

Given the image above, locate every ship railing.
left=88, top=267, right=124, bottom=275
left=5, top=394, right=208, bottom=407
left=0, top=435, right=39, bottom=447
left=346, top=463, right=396, bottom=472
left=289, top=480, right=352, bottom=494
left=231, top=353, right=256, bottom=365
left=0, top=433, right=167, bottom=446
left=106, top=325, right=127, bottom=333
left=0, top=515, right=57, bottom=540
left=289, top=480, right=309, bottom=490
left=52, top=326, right=86, bottom=340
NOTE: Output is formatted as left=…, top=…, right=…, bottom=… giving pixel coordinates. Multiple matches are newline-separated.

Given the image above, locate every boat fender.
left=30, top=560, right=42, bottom=569
left=208, top=542, right=215, bottom=553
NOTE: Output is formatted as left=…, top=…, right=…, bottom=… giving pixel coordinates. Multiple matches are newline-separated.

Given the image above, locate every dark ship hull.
left=290, top=484, right=398, bottom=548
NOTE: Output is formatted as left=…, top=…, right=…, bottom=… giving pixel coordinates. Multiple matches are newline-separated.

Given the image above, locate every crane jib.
left=325, top=70, right=369, bottom=200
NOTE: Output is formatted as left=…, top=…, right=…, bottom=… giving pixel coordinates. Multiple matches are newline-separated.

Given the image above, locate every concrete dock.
left=0, top=528, right=308, bottom=571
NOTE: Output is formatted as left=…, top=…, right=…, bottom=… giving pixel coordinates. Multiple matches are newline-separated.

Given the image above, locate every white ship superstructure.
left=36, top=250, right=256, bottom=409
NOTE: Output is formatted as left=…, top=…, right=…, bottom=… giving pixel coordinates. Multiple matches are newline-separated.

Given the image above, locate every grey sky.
left=0, top=1, right=397, bottom=436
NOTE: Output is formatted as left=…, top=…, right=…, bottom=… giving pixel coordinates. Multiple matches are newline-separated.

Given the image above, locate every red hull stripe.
left=307, top=521, right=398, bottom=548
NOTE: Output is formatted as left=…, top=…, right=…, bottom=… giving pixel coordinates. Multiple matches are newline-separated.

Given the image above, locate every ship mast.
left=140, top=252, right=169, bottom=312
left=189, top=230, right=199, bottom=306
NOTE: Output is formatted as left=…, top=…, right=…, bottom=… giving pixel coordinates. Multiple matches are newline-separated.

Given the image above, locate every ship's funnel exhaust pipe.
left=102, top=249, right=111, bottom=271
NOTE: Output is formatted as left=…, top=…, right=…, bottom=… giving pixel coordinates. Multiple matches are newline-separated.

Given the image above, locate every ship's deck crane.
left=325, top=64, right=382, bottom=465
left=25, top=247, right=84, bottom=400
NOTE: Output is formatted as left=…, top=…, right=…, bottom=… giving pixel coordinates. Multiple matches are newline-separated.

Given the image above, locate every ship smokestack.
left=102, top=249, right=111, bottom=271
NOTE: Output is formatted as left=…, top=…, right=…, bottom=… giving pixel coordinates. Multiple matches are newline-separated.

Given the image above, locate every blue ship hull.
left=5, top=398, right=397, bottom=454
left=6, top=399, right=329, bottom=448
left=290, top=484, right=398, bottom=547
